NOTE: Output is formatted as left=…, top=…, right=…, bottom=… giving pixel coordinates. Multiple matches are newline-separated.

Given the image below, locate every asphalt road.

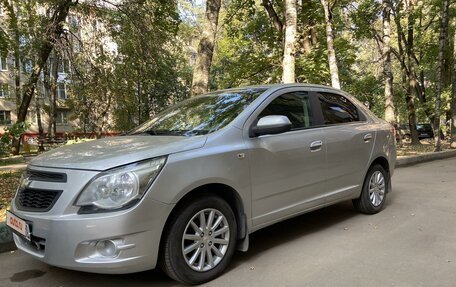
left=1, top=158, right=456, bottom=287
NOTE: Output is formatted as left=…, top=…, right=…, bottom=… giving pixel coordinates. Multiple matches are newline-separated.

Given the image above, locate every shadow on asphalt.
left=228, top=201, right=358, bottom=270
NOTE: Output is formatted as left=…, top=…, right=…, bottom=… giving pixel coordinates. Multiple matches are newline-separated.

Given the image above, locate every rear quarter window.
left=317, top=92, right=360, bottom=125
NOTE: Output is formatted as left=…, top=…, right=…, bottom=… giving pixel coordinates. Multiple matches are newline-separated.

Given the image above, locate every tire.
left=160, top=195, right=237, bottom=285
left=353, top=164, right=389, bottom=214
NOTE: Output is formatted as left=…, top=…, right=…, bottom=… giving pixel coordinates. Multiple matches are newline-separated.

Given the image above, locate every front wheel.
left=160, top=195, right=237, bottom=285
left=353, top=164, right=389, bottom=214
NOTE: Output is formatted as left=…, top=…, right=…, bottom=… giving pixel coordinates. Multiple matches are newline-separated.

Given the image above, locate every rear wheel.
left=353, top=164, right=389, bottom=214
left=161, top=195, right=237, bottom=285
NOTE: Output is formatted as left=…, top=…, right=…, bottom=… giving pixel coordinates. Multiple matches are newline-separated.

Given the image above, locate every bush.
left=0, top=122, right=30, bottom=156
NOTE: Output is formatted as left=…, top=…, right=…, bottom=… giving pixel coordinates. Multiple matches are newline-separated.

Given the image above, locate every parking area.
left=1, top=157, right=455, bottom=287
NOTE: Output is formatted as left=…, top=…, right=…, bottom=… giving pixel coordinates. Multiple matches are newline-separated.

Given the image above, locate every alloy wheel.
left=368, top=171, right=385, bottom=207
left=182, top=208, right=230, bottom=272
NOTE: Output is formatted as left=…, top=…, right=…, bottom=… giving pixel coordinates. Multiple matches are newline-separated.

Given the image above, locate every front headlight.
left=75, top=156, right=166, bottom=211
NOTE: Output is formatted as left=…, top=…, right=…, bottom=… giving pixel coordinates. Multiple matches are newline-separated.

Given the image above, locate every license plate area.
left=6, top=211, right=31, bottom=241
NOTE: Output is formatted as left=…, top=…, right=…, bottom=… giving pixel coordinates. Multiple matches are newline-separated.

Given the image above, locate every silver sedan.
left=7, top=84, right=396, bottom=284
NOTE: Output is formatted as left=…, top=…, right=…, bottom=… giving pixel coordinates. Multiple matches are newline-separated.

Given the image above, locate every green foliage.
left=1, top=0, right=454, bottom=138
left=211, top=2, right=282, bottom=89
left=296, top=46, right=330, bottom=84
left=109, top=1, right=190, bottom=130
left=65, top=0, right=192, bottom=133
left=0, top=122, right=30, bottom=156
left=349, top=0, right=381, bottom=40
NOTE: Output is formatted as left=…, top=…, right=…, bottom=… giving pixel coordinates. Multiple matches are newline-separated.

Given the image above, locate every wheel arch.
left=370, top=156, right=390, bottom=174
left=367, top=156, right=392, bottom=192
left=159, top=183, right=248, bottom=257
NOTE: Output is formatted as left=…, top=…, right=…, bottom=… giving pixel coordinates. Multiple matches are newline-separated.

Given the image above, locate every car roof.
left=218, top=83, right=342, bottom=94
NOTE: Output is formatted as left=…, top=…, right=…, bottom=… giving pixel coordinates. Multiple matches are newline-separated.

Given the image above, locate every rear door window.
left=259, top=92, right=315, bottom=130
left=317, top=92, right=360, bottom=125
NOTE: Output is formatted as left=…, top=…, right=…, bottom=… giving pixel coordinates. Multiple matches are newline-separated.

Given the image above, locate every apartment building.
left=0, top=3, right=117, bottom=141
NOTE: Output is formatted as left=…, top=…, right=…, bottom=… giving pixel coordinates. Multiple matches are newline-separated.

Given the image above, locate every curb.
left=396, top=149, right=456, bottom=167
left=0, top=149, right=455, bottom=254
left=0, top=222, right=15, bottom=253
left=0, top=163, right=27, bottom=172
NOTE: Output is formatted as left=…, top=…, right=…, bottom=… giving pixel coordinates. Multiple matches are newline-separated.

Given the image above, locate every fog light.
left=96, top=240, right=118, bottom=257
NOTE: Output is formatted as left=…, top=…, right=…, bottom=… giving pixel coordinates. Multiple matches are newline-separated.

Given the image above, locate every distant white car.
left=7, top=84, right=396, bottom=284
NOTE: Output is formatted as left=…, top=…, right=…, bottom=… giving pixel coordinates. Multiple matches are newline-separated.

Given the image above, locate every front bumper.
left=11, top=198, right=173, bottom=274
left=10, top=165, right=174, bottom=274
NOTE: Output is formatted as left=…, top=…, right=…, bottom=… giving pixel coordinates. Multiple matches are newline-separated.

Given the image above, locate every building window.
left=73, top=39, right=81, bottom=53
left=57, top=82, right=67, bottom=99
left=92, top=19, right=98, bottom=31
left=56, top=111, right=68, bottom=124
left=0, top=57, right=7, bottom=71
left=58, top=59, right=70, bottom=74
left=68, top=15, right=80, bottom=28
left=0, top=110, right=11, bottom=125
left=19, top=35, right=30, bottom=48
left=23, top=59, right=33, bottom=73
left=0, top=83, right=8, bottom=97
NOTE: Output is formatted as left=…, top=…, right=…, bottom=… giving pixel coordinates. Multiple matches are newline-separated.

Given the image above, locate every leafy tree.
left=1, top=0, right=75, bottom=154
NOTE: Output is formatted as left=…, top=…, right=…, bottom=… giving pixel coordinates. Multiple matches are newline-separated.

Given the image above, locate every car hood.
left=29, top=135, right=207, bottom=171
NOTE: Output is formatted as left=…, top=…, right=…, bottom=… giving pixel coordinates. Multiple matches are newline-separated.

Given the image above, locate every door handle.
left=310, top=140, right=323, bottom=152
left=363, top=133, right=373, bottom=143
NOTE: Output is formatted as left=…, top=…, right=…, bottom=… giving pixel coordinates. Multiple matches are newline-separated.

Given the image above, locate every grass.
left=0, top=171, right=22, bottom=222
left=396, top=138, right=452, bottom=157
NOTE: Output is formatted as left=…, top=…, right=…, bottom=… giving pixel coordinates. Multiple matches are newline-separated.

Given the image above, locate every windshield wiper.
left=133, top=130, right=184, bottom=136
left=131, top=129, right=208, bottom=136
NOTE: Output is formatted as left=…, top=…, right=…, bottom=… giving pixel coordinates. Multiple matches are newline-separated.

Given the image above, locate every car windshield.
left=129, top=88, right=266, bottom=137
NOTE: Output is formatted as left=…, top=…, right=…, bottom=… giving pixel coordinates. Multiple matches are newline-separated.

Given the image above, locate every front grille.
left=26, top=170, right=67, bottom=183
left=16, top=188, right=62, bottom=212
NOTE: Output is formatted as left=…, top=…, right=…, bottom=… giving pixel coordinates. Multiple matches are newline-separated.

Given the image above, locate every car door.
left=315, top=92, right=376, bottom=202
left=245, top=89, right=327, bottom=228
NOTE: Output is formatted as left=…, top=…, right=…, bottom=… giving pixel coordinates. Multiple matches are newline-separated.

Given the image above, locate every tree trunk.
left=393, top=4, right=420, bottom=145
left=14, top=54, right=21, bottom=114
left=310, top=23, right=317, bottom=46
left=404, top=0, right=420, bottom=145
left=451, top=28, right=456, bottom=149
left=52, top=58, right=58, bottom=139
left=35, top=95, right=45, bottom=152
left=282, top=0, right=297, bottom=83
left=136, top=78, right=142, bottom=123
left=403, top=74, right=420, bottom=145
left=43, top=60, right=52, bottom=136
left=433, top=0, right=449, bottom=152
left=321, top=0, right=340, bottom=89
left=262, top=0, right=283, bottom=33
left=382, top=0, right=395, bottom=124
left=301, top=0, right=315, bottom=54
left=190, top=0, right=221, bottom=96
left=396, top=27, right=434, bottom=124
left=12, top=0, right=74, bottom=154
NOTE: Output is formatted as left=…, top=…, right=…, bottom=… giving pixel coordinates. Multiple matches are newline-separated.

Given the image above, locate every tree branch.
left=261, top=0, right=283, bottom=32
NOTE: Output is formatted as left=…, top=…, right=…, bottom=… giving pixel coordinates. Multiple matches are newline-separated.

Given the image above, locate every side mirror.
left=251, top=115, right=292, bottom=137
